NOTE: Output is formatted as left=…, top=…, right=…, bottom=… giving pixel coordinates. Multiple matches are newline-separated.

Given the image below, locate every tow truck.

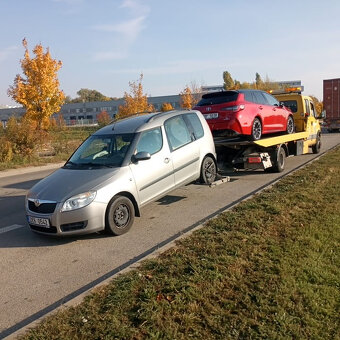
left=215, top=87, right=322, bottom=172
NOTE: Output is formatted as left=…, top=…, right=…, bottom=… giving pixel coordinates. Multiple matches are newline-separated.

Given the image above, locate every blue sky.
left=0, top=0, right=339, bottom=106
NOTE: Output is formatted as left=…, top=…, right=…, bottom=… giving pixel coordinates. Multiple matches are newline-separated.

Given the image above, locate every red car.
left=193, top=89, right=294, bottom=140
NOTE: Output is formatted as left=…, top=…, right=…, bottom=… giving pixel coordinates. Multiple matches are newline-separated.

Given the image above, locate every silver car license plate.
left=27, top=216, right=50, bottom=227
left=204, top=113, right=219, bottom=120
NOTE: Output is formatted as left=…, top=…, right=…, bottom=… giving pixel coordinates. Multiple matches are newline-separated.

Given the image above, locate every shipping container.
left=323, top=78, right=340, bottom=132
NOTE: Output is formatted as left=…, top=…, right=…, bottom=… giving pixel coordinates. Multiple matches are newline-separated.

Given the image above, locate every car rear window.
left=196, top=91, right=238, bottom=106
left=281, top=100, right=297, bottom=113
left=184, top=113, right=204, bottom=139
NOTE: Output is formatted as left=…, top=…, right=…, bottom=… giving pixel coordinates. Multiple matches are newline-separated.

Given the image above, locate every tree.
left=222, top=71, right=282, bottom=92
left=180, top=86, right=194, bottom=109
left=161, top=103, right=174, bottom=112
left=223, top=71, right=235, bottom=90
left=50, top=113, right=66, bottom=130
left=64, top=95, right=73, bottom=104
left=97, top=110, right=111, bottom=126
left=234, top=80, right=241, bottom=90
left=240, top=82, right=252, bottom=89
left=8, top=39, right=65, bottom=129
left=189, top=80, right=203, bottom=106
left=117, top=74, right=154, bottom=119
left=310, top=95, right=323, bottom=116
left=74, top=89, right=111, bottom=102
left=255, top=72, right=263, bottom=89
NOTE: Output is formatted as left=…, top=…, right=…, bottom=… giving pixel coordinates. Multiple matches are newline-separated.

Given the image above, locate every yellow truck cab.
left=273, top=87, right=322, bottom=154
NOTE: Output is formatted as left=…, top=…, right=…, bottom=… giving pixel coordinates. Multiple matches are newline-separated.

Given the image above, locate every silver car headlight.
left=61, top=191, right=96, bottom=212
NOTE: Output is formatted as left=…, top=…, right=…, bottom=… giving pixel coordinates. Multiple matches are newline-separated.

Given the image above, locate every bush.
left=0, top=138, right=13, bottom=162
left=96, top=110, right=111, bottom=127
left=5, top=116, right=40, bottom=156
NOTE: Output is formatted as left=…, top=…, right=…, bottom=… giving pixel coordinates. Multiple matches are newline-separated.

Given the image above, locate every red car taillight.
left=220, top=105, right=245, bottom=113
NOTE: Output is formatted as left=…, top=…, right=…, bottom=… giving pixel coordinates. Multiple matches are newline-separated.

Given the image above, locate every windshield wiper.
left=78, top=162, right=115, bottom=168
left=64, top=161, right=79, bottom=167
left=64, top=161, right=116, bottom=169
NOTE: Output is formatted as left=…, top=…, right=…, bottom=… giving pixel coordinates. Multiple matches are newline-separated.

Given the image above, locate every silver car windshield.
left=65, top=133, right=134, bottom=169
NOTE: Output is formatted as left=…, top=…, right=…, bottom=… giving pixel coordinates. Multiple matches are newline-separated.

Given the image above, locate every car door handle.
left=259, top=106, right=263, bottom=110
left=164, top=158, right=170, bottom=164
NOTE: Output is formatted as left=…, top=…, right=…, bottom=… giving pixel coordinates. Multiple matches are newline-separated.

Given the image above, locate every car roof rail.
left=146, top=109, right=191, bottom=123
left=146, top=110, right=175, bottom=123
left=109, top=111, right=155, bottom=125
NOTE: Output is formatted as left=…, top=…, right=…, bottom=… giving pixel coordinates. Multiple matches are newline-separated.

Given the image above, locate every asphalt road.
left=0, top=132, right=339, bottom=337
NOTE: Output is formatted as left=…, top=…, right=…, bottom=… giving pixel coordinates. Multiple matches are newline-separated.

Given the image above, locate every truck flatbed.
left=214, top=132, right=309, bottom=148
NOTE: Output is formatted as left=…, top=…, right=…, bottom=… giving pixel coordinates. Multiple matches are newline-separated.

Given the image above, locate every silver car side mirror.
left=132, top=151, right=151, bottom=162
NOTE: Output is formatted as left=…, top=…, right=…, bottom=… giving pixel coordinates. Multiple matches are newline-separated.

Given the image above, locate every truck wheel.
left=250, top=118, right=262, bottom=141
left=272, top=147, right=285, bottom=173
left=200, top=156, right=217, bottom=185
left=286, top=116, right=295, bottom=134
left=105, top=196, right=135, bottom=236
left=312, top=132, right=321, bottom=154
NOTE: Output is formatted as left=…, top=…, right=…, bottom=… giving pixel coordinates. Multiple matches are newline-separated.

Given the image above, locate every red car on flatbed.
left=193, top=89, right=294, bottom=140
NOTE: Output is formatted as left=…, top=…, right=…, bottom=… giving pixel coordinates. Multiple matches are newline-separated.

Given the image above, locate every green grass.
left=20, top=147, right=340, bottom=340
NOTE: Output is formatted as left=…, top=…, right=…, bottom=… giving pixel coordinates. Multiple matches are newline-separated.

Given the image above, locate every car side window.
left=184, top=113, right=204, bottom=140
left=136, top=128, right=163, bottom=155
left=263, top=92, right=279, bottom=106
left=305, top=99, right=311, bottom=115
left=243, top=91, right=254, bottom=103
left=253, top=91, right=266, bottom=105
left=309, top=101, right=316, bottom=117
left=164, top=116, right=192, bottom=151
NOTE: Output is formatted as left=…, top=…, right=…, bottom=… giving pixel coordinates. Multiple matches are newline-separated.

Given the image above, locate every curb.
left=0, top=162, right=64, bottom=179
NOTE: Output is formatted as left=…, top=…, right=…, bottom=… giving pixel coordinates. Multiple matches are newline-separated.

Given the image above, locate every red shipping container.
left=323, top=78, right=340, bottom=131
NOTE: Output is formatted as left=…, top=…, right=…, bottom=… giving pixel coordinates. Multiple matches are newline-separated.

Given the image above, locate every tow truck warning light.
left=268, top=86, right=304, bottom=95
left=285, top=86, right=304, bottom=93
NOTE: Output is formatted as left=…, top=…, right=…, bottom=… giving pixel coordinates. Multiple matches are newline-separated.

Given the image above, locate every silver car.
left=26, top=110, right=217, bottom=236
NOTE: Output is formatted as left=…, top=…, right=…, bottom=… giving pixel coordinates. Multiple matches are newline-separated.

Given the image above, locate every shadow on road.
left=3, top=178, right=41, bottom=190
left=0, top=225, right=109, bottom=248
left=156, top=195, right=186, bottom=205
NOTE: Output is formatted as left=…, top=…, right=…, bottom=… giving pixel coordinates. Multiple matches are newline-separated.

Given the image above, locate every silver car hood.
left=28, top=167, right=121, bottom=202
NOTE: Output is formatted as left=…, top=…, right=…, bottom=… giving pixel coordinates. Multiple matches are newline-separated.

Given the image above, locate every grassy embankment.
left=20, top=147, right=339, bottom=339
left=0, top=126, right=97, bottom=171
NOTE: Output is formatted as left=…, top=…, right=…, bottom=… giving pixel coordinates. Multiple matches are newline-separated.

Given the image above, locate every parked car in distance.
left=26, top=110, right=217, bottom=236
left=193, top=89, right=295, bottom=141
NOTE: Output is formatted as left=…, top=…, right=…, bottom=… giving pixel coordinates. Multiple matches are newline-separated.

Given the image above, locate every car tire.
left=286, top=116, right=295, bottom=134
left=271, top=146, right=286, bottom=173
left=200, top=156, right=217, bottom=185
left=105, top=196, right=135, bottom=236
left=250, top=118, right=262, bottom=141
left=312, top=132, right=321, bottom=154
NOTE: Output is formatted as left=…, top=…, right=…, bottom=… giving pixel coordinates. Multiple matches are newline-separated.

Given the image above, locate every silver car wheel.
left=200, top=156, right=217, bottom=185
left=251, top=118, right=262, bottom=141
left=286, top=116, right=295, bottom=134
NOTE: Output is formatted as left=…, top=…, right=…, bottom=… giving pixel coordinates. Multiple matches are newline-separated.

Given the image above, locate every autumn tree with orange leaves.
left=180, top=86, right=193, bottom=109
left=97, top=110, right=111, bottom=126
left=161, top=102, right=174, bottom=112
left=117, top=74, right=154, bottom=119
left=8, top=39, right=65, bottom=129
